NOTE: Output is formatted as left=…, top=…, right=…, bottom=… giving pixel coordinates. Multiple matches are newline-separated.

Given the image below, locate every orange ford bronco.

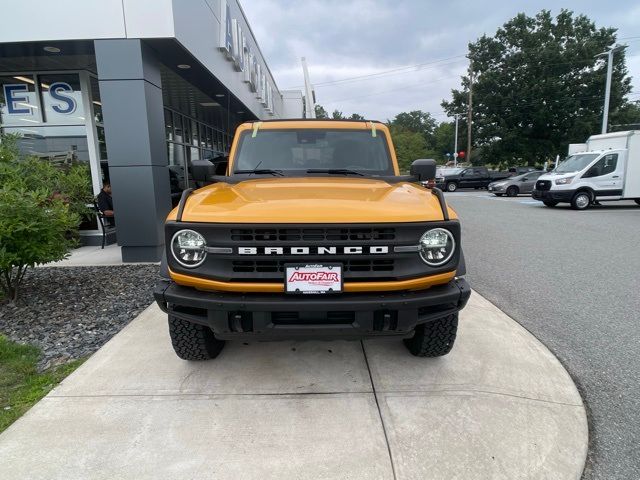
left=154, top=120, right=470, bottom=360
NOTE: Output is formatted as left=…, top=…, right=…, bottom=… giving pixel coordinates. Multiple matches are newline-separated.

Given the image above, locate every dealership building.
left=0, top=0, right=303, bottom=262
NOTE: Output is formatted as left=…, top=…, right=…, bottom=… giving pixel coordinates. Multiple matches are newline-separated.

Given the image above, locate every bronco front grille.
left=166, top=222, right=461, bottom=283
left=232, top=259, right=395, bottom=273
left=230, top=227, right=396, bottom=242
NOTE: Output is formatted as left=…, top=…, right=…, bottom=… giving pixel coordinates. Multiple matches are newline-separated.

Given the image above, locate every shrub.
left=0, top=133, right=91, bottom=302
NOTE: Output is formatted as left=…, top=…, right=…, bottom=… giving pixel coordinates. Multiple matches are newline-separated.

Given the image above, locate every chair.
left=92, top=200, right=108, bottom=249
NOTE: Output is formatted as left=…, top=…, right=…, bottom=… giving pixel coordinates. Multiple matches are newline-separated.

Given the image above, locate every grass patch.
left=0, top=335, right=83, bottom=433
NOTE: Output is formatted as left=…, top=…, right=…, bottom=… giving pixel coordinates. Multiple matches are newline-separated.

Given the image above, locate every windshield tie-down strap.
left=176, top=188, right=194, bottom=222
left=368, top=121, right=377, bottom=137
left=252, top=121, right=263, bottom=138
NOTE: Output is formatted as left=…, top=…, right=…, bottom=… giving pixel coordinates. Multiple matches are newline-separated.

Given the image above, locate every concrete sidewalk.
left=0, top=292, right=587, bottom=480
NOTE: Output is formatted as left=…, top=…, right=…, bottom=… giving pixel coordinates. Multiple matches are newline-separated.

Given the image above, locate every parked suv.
left=154, top=120, right=470, bottom=360
left=435, top=166, right=511, bottom=191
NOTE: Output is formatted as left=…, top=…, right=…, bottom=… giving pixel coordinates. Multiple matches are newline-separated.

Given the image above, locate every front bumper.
left=488, top=184, right=506, bottom=192
left=154, top=278, right=471, bottom=340
left=532, top=189, right=574, bottom=202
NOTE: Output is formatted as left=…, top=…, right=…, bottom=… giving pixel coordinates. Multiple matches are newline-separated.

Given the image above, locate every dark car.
left=435, top=166, right=511, bottom=192
left=488, top=171, right=544, bottom=196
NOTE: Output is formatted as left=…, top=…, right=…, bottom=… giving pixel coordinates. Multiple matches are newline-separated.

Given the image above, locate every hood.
left=538, top=171, right=569, bottom=180
left=172, top=177, right=456, bottom=223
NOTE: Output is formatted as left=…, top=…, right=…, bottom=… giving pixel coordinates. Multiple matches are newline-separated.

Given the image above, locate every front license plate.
left=285, top=264, right=343, bottom=294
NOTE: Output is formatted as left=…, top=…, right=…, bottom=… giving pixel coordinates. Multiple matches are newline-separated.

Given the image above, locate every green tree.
left=314, top=104, right=329, bottom=119
left=331, top=109, right=344, bottom=120
left=388, top=125, right=428, bottom=172
left=442, top=9, right=633, bottom=165
left=389, top=111, right=437, bottom=148
left=0, top=134, right=90, bottom=302
left=432, top=122, right=455, bottom=160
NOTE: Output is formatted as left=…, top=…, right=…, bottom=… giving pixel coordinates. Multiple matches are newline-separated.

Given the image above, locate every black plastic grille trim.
left=536, top=180, right=552, bottom=191
left=230, top=227, right=395, bottom=242
left=232, top=259, right=394, bottom=273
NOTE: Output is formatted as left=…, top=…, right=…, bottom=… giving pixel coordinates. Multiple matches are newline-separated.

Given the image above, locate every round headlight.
left=171, top=229, right=207, bottom=268
left=419, top=228, right=455, bottom=266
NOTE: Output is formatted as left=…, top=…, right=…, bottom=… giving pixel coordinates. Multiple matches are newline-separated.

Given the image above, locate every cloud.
left=241, top=0, right=640, bottom=119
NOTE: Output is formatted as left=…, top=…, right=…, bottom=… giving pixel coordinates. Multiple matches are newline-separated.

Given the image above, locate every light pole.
left=301, top=57, right=316, bottom=118
left=453, top=113, right=460, bottom=167
left=596, top=44, right=626, bottom=134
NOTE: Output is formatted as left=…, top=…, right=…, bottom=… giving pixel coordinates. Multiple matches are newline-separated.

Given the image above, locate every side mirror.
left=191, top=159, right=217, bottom=183
left=410, top=159, right=437, bottom=182
left=191, top=156, right=228, bottom=184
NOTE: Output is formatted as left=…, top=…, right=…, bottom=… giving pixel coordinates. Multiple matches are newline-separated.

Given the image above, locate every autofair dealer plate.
left=285, top=264, right=343, bottom=294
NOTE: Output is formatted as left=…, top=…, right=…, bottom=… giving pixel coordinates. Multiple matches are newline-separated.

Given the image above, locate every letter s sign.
left=49, top=82, right=76, bottom=114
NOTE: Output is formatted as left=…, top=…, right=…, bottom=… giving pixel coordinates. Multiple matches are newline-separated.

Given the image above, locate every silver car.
left=488, top=171, right=544, bottom=197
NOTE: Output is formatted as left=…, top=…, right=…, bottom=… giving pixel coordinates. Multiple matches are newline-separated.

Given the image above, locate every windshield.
left=233, top=129, right=394, bottom=175
left=556, top=153, right=599, bottom=173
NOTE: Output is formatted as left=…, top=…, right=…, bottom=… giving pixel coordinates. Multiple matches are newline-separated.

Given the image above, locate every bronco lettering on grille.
left=237, top=246, right=389, bottom=255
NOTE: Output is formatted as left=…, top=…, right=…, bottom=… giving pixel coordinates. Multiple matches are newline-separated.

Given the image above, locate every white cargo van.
left=533, top=131, right=640, bottom=210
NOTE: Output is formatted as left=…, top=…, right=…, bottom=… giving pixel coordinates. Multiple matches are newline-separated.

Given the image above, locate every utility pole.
left=466, top=59, right=474, bottom=162
left=595, top=44, right=626, bottom=134
left=453, top=113, right=460, bottom=167
left=301, top=57, right=316, bottom=118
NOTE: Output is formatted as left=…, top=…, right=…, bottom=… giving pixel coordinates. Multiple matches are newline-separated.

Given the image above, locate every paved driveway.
left=0, top=293, right=586, bottom=480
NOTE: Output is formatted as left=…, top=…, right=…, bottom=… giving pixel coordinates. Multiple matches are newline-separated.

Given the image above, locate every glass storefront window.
left=90, top=76, right=103, bottom=124
left=182, top=117, right=190, bottom=145
left=38, top=74, right=84, bottom=125
left=163, top=107, right=233, bottom=197
left=173, top=113, right=183, bottom=143
left=1, top=74, right=89, bottom=162
left=165, top=109, right=173, bottom=141
left=97, top=126, right=108, bottom=161
left=191, top=119, right=199, bottom=146
left=0, top=75, right=40, bottom=126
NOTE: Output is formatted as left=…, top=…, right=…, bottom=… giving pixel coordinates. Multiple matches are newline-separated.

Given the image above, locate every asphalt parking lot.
left=446, top=191, right=640, bottom=480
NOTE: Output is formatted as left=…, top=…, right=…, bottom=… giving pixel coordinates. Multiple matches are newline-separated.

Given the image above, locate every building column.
left=95, top=39, right=171, bottom=262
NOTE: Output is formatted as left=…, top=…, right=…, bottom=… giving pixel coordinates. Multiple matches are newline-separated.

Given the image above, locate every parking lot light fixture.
left=595, top=44, right=627, bottom=134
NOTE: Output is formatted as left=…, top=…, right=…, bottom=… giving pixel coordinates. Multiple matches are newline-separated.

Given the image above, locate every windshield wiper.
left=235, top=169, right=284, bottom=176
left=306, top=169, right=365, bottom=176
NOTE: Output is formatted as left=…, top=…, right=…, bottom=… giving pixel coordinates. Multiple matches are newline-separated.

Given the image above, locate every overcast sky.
left=241, top=0, right=640, bottom=122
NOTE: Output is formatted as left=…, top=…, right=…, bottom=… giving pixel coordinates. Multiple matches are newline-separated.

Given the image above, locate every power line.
left=289, top=39, right=639, bottom=91
left=284, top=54, right=467, bottom=89
left=321, top=75, right=455, bottom=105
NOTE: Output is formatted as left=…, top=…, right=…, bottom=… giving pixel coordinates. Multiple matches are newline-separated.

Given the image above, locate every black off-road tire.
left=543, top=200, right=558, bottom=207
left=506, top=186, right=519, bottom=197
left=446, top=182, right=458, bottom=192
left=168, top=315, right=225, bottom=360
left=403, top=314, right=459, bottom=357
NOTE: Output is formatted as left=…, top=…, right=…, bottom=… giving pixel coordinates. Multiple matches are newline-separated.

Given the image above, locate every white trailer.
left=533, top=131, right=640, bottom=209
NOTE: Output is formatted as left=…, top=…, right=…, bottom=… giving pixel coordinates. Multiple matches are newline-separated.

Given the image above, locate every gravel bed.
left=0, top=265, right=159, bottom=370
